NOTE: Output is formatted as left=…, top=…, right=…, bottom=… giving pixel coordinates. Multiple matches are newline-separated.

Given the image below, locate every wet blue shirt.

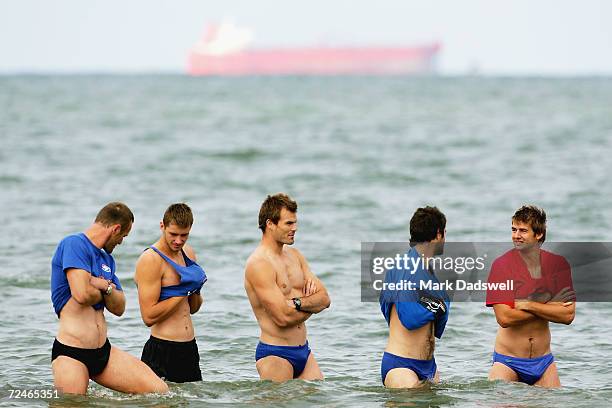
left=148, top=246, right=207, bottom=300
left=51, top=233, right=123, bottom=317
left=380, top=246, right=450, bottom=338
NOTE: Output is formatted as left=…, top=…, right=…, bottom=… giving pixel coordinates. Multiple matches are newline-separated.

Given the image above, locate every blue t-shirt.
left=51, top=233, right=123, bottom=317
left=380, top=247, right=450, bottom=339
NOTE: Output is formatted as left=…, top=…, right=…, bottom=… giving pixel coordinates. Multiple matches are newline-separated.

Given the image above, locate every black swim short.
left=141, top=335, right=202, bottom=383
left=51, top=338, right=111, bottom=377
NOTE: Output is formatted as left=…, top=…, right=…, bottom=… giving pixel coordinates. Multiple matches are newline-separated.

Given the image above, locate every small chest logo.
left=101, top=264, right=111, bottom=273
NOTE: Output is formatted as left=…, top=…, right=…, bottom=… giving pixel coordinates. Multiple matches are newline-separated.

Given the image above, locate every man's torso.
left=53, top=234, right=112, bottom=348
left=245, top=246, right=308, bottom=345
left=150, top=247, right=194, bottom=342
left=493, top=249, right=559, bottom=357
left=386, top=305, right=435, bottom=360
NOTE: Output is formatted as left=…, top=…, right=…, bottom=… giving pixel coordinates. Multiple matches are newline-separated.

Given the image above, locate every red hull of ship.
left=187, top=45, right=440, bottom=76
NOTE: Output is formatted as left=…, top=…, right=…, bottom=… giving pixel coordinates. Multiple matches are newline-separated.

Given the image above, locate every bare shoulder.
left=285, top=247, right=311, bottom=271
left=245, top=252, right=275, bottom=282
left=183, top=243, right=197, bottom=260
left=136, top=247, right=161, bottom=266
left=285, top=246, right=306, bottom=262
left=134, top=248, right=163, bottom=281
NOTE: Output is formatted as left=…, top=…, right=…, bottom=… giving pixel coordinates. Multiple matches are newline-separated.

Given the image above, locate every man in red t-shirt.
left=486, top=205, right=575, bottom=388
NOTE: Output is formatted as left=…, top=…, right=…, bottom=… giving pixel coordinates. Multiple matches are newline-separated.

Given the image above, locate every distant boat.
left=187, top=22, right=440, bottom=76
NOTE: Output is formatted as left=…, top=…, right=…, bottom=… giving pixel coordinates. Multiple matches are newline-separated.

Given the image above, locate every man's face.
left=512, top=221, right=542, bottom=250
left=104, top=222, right=131, bottom=254
left=162, top=222, right=191, bottom=253
left=269, top=208, right=297, bottom=245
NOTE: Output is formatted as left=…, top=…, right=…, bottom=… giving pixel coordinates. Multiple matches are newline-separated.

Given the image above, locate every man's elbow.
left=315, top=288, right=331, bottom=311
left=323, top=294, right=331, bottom=310
left=563, top=312, right=575, bottom=325
left=496, top=316, right=511, bottom=328
left=271, top=313, right=289, bottom=328
left=142, top=314, right=156, bottom=327
left=72, top=290, right=93, bottom=305
left=189, top=296, right=203, bottom=314
left=112, top=304, right=126, bottom=317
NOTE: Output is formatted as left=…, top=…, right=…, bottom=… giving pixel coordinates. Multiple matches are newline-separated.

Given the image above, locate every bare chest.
left=273, top=255, right=304, bottom=296
left=160, top=258, right=184, bottom=286
left=527, top=264, right=542, bottom=279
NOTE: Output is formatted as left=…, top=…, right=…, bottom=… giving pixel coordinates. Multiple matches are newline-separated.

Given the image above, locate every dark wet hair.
left=163, top=203, right=193, bottom=228
left=258, top=193, right=298, bottom=232
left=512, top=205, right=546, bottom=243
left=95, top=202, right=134, bottom=233
left=410, top=206, right=446, bottom=244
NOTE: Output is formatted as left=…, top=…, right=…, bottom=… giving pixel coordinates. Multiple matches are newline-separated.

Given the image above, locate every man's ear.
left=266, top=219, right=274, bottom=231
left=112, top=224, right=122, bottom=235
left=159, top=221, right=164, bottom=231
left=535, top=232, right=544, bottom=241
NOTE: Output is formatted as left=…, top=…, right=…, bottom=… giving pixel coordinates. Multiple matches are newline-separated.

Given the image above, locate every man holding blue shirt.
left=135, top=203, right=207, bottom=383
left=50, top=202, right=167, bottom=395
left=380, top=206, right=450, bottom=388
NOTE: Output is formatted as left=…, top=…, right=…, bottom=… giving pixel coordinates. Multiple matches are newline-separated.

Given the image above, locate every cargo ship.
left=187, top=22, right=440, bottom=76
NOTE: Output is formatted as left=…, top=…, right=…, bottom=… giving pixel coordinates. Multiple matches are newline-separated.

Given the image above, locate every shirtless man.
left=379, top=206, right=450, bottom=388
left=244, top=193, right=331, bottom=382
left=135, top=203, right=207, bottom=383
left=487, top=205, right=575, bottom=387
left=50, top=202, right=168, bottom=395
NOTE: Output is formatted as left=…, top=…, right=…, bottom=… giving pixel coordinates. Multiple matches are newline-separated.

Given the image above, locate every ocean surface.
left=1, top=75, right=611, bottom=407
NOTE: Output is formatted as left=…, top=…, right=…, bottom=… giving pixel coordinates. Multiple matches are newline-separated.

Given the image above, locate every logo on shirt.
left=101, top=263, right=111, bottom=273
left=418, top=295, right=447, bottom=316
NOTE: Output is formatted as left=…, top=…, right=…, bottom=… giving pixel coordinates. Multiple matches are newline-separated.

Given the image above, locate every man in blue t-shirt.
left=50, top=202, right=167, bottom=395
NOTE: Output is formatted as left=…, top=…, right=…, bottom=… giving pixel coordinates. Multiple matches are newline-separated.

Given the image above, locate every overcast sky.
left=1, top=0, right=611, bottom=75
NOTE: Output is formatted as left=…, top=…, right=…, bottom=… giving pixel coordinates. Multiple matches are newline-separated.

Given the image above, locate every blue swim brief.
left=255, top=341, right=311, bottom=378
left=381, top=351, right=437, bottom=385
left=492, top=351, right=554, bottom=385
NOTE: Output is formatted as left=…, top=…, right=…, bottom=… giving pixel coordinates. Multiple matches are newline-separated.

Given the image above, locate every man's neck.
left=517, top=246, right=541, bottom=264
left=84, top=224, right=108, bottom=249
left=414, top=242, right=435, bottom=259
left=261, top=234, right=284, bottom=255
left=413, top=242, right=438, bottom=274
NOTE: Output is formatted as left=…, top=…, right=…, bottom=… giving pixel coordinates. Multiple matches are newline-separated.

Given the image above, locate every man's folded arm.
left=135, top=253, right=185, bottom=327
left=516, top=301, right=575, bottom=325
left=246, top=259, right=311, bottom=327
left=293, top=249, right=331, bottom=314
left=89, top=275, right=125, bottom=316
left=492, top=303, right=539, bottom=328
left=66, top=268, right=104, bottom=306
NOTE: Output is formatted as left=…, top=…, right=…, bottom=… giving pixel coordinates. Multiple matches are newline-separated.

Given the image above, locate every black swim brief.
left=51, top=338, right=111, bottom=377
left=141, top=335, right=202, bottom=383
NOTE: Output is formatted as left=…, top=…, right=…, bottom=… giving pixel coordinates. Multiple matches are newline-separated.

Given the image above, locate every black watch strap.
left=292, top=297, right=302, bottom=311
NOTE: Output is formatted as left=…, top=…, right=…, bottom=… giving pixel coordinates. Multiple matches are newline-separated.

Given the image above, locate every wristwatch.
left=292, top=297, right=302, bottom=311
left=105, top=281, right=113, bottom=296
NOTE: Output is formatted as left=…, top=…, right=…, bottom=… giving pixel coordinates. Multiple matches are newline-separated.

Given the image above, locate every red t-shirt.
left=486, top=248, right=574, bottom=308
